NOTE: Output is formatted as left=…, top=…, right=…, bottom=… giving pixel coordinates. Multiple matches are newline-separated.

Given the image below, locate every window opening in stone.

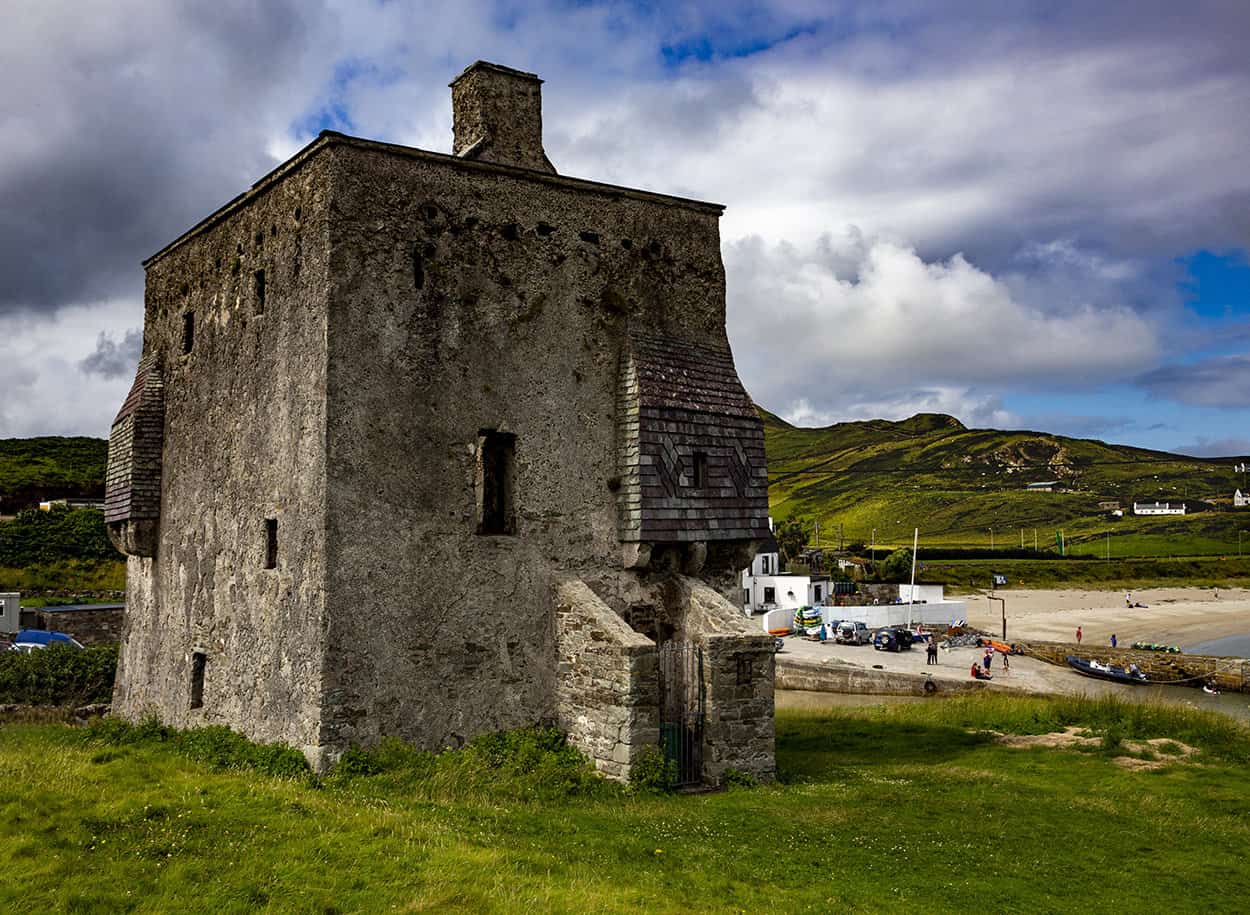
left=181, top=312, right=195, bottom=355
left=264, top=518, right=278, bottom=569
left=764, top=586, right=776, bottom=604
left=736, top=655, right=754, bottom=686
left=254, top=269, right=266, bottom=314
left=476, top=430, right=516, bottom=536
left=412, top=245, right=425, bottom=290
left=190, top=651, right=206, bottom=709
left=692, top=451, right=708, bottom=489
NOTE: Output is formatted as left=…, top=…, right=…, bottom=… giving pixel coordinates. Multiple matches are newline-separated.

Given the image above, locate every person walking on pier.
left=1076, top=626, right=1083, bottom=645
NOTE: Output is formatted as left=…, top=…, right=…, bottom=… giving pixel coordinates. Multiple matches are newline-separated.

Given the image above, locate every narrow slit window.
left=692, top=451, right=708, bottom=490
left=264, top=518, right=278, bottom=569
left=476, top=430, right=516, bottom=535
left=412, top=245, right=425, bottom=290
left=254, top=269, right=266, bottom=314
left=182, top=311, right=195, bottom=355
left=190, top=652, right=206, bottom=709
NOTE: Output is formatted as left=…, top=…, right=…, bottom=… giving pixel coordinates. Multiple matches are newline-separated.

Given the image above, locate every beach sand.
left=961, top=586, right=1250, bottom=648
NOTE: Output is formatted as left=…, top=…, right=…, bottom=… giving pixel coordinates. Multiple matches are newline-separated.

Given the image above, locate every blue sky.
left=1, top=1, right=1248, bottom=455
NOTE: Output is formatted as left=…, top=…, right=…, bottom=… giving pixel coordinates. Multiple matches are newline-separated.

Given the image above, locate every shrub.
left=0, top=506, right=114, bottom=566
left=628, top=746, right=677, bottom=793
left=0, top=644, right=117, bottom=705
left=327, top=727, right=610, bottom=802
left=87, top=717, right=311, bottom=780
left=722, top=768, right=759, bottom=790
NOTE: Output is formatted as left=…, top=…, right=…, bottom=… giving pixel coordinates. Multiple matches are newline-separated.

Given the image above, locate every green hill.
left=0, top=437, right=108, bottom=513
left=762, top=410, right=1250, bottom=558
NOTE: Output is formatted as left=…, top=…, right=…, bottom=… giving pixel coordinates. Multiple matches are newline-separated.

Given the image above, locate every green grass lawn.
left=0, top=558, right=125, bottom=593
left=918, top=556, right=1250, bottom=592
left=3, top=695, right=1249, bottom=913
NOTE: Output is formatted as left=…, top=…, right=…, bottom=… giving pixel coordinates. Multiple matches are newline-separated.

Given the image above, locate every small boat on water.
left=1066, top=656, right=1149, bottom=685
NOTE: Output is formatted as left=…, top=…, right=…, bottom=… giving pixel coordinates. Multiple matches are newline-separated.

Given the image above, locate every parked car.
left=872, top=628, right=914, bottom=652
left=835, top=620, right=871, bottom=645
left=9, top=630, right=85, bottom=652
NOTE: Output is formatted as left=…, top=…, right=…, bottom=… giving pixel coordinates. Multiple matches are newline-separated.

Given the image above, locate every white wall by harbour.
left=761, top=600, right=968, bottom=633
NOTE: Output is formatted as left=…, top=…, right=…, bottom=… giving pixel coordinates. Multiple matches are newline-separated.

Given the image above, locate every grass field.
left=916, top=556, right=1250, bottom=592
left=3, top=695, right=1249, bottom=913
left=0, top=559, right=125, bottom=593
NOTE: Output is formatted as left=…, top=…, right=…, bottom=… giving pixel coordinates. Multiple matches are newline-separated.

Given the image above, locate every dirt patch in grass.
left=991, top=726, right=1198, bottom=770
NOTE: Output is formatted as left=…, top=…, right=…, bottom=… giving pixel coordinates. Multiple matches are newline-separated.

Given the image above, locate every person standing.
left=927, top=638, right=938, bottom=665
left=983, top=646, right=993, bottom=671
left=1111, top=633, right=1118, bottom=649
left=1076, top=626, right=1083, bottom=645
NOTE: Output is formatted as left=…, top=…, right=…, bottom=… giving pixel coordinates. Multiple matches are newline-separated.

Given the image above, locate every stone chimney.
left=450, top=61, right=556, bottom=174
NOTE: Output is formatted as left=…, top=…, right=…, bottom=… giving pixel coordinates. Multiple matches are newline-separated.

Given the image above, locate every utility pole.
left=1034, top=529, right=1038, bottom=552
left=1020, top=528, right=1024, bottom=550
left=988, top=527, right=994, bottom=551
left=1106, top=531, right=1110, bottom=562
left=839, top=522, right=844, bottom=552
left=906, top=527, right=918, bottom=629
left=871, top=528, right=876, bottom=564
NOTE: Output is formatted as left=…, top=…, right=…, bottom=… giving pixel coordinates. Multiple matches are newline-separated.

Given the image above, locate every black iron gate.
left=658, top=642, right=705, bottom=787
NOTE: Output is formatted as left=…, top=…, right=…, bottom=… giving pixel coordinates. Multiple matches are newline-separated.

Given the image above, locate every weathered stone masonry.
left=107, top=60, right=776, bottom=783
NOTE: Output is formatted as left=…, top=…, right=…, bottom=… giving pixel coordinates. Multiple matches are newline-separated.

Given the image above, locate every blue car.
left=9, top=629, right=85, bottom=652
left=872, top=628, right=913, bottom=652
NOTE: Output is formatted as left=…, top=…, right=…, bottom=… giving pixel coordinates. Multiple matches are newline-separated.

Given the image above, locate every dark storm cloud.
left=0, top=1, right=329, bottom=316
left=1136, top=355, right=1250, bottom=408
left=80, top=329, right=143, bottom=379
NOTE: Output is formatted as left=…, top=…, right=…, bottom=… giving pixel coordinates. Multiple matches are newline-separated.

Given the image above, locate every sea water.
left=1187, top=634, right=1250, bottom=658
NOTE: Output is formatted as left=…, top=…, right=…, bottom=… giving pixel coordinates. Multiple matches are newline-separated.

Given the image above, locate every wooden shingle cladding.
left=617, top=332, right=769, bottom=543
left=105, top=354, right=165, bottom=533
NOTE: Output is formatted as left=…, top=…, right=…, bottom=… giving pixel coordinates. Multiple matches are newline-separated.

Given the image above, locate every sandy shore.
left=960, top=587, right=1250, bottom=648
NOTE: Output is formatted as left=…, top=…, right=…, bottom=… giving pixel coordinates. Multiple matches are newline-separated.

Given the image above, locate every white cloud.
left=0, top=300, right=142, bottom=437
left=3, top=1, right=1249, bottom=444
left=727, top=232, right=1159, bottom=422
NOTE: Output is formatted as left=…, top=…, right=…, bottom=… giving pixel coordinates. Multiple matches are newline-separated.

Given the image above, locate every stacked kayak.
left=792, top=606, right=823, bottom=635
left=1131, top=641, right=1180, bottom=653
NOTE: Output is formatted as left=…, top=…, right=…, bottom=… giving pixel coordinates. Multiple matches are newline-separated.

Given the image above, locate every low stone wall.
left=668, top=576, right=776, bottom=783
left=24, top=605, right=125, bottom=645
left=776, top=657, right=989, bottom=696
left=554, top=579, right=659, bottom=781
left=1018, top=640, right=1250, bottom=692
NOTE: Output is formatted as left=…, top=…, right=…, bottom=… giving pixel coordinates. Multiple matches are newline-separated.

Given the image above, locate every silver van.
left=835, top=620, right=871, bottom=645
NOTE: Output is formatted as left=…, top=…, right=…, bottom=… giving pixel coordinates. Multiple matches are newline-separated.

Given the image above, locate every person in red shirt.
left=1076, top=626, right=1083, bottom=645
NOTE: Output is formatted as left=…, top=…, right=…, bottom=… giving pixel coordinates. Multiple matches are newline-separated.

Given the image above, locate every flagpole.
left=907, top=527, right=918, bottom=628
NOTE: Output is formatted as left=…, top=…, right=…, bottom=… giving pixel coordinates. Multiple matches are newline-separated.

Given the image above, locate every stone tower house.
left=106, top=61, right=775, bottom=783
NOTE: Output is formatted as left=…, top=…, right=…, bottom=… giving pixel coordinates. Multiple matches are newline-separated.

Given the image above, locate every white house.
left=1133, top=501, right=1186, bottom=516
left=1235, top=489, right=1248, bottom=508
left=1025, top=481, right=1060, bottom=492
left=740, top=534, right=828, bottom=615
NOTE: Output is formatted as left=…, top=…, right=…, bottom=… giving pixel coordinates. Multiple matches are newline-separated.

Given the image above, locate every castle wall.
left=319, top=141, right=731, bottom=753
left=554, top=579, right=659, bottom=780
left=112, top=158, right=333, bottom=758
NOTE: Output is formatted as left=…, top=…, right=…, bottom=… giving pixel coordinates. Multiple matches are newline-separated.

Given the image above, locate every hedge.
left=0, top=644, right=117, bottom=705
